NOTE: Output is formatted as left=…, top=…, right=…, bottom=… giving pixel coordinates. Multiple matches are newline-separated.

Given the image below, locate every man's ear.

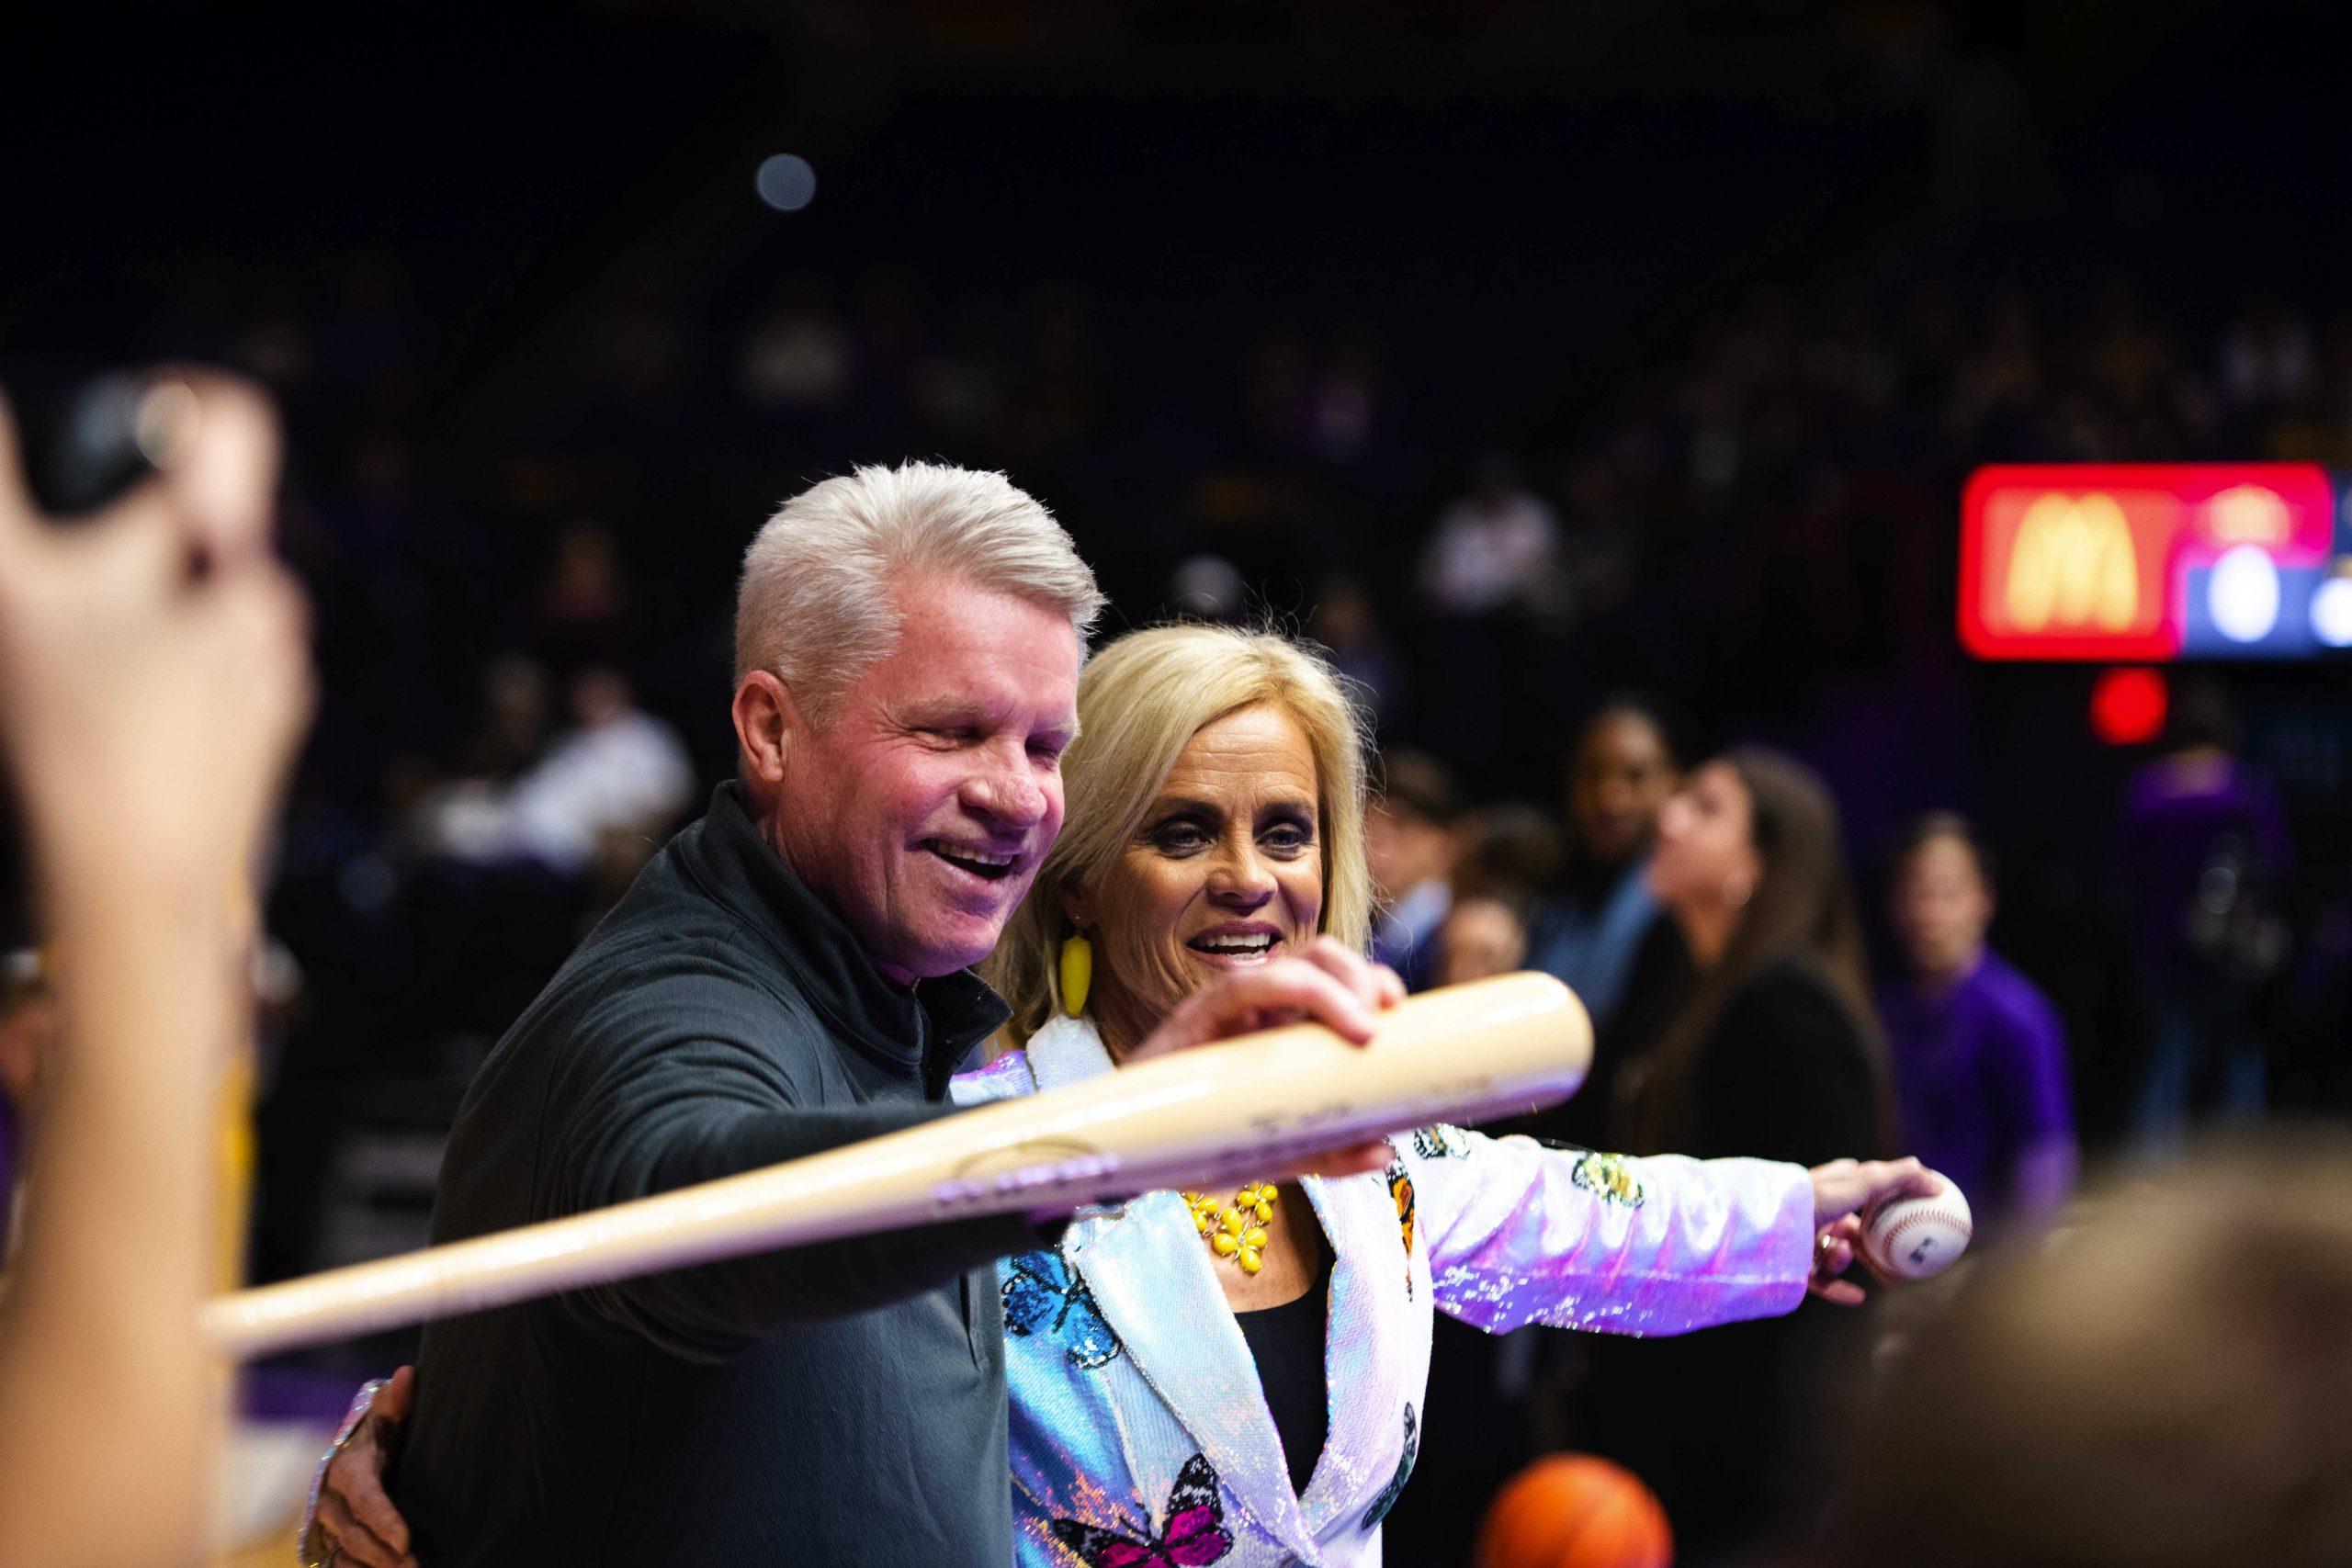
left=731, top=671, right=799, bottom=789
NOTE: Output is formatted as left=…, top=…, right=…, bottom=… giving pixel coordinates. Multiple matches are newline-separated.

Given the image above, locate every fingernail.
left=134, top=379, right=199, bottom=468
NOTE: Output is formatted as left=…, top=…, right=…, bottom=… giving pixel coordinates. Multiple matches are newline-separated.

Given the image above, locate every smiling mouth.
left=1187, top=931, right=1279, bottom=961
left=925, top=840, right=1021, bottom=882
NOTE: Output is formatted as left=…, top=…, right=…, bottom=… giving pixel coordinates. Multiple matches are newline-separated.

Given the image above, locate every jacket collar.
left=1028, top=1014, right=1405, bottom=1561
left=674, top=782, right=1009, bottom=1091
left=1022, top=1012, right=1117, bottom=1092
left=1293, top=1174, right=1412, bottom=1542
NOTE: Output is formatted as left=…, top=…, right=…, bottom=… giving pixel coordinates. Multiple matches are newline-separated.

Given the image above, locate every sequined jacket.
left=952, top=1014, right=1816, bottom=1568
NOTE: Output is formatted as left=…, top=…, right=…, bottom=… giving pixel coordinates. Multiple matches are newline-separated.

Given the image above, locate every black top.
left=393, top=783, right=1047, bottom=1567
left=1577, top=956, right=1886, bottom=1559
left=1683, top=955, right=1886, bottom=1165
left=1494, top=916, right=1690, bottom=1150
left=1236, top=1259, right=1333, bottom=1497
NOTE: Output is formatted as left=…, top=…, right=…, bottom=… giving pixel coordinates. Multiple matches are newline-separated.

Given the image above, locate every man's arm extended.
left=546, top=961, right=1046, bottom=1361
left=541, top=937, right=1398, bottom=1361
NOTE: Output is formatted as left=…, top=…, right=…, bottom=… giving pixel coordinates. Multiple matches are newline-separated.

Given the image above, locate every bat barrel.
left=203, top=971, right=1590, bottom=1359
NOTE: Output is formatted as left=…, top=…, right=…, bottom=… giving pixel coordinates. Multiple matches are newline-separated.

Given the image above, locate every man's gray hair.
left=735, top=461, right=1106, bottom=716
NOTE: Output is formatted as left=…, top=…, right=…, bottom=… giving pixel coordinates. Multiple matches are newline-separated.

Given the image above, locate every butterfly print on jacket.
left=1361, top=1405, right=1419, bottom=1532
left=1002, top=1249, right=1123, bottom=1370
left=1569, top=1150, right=1646, bottom=1209
left=1387, top=1156, right=1418, bottom=1298
left=1410, top=1124, right=1472, bottom=1159
left=1049, top=1451, right=1233, bottom=1566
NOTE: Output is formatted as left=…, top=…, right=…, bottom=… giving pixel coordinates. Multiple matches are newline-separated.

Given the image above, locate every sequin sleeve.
left=949, top=1046, right=1035, bottom=1107
left=1404, top=1126, right=1814, bottom=1337
left=298, top=1378, right=389, bottom=1566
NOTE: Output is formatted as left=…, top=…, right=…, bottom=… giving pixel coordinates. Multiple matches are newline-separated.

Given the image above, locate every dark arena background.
left=6, top=2, right=2351, bottom=1562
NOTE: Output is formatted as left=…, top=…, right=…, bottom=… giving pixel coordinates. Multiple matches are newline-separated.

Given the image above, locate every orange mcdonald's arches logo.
left=1975, top=485, right=2183, bottom=648
left=2005, top=492, right=2140, bottom=632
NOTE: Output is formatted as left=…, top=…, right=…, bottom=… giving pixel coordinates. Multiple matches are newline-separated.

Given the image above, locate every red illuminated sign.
left=1960, top=464, right=2335, bottom=660
left=2090, top=666, right=2168, bottom=746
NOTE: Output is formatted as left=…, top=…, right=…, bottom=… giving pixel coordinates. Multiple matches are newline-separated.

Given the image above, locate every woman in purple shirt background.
left=1879, top=814, right=2076, bottom=1228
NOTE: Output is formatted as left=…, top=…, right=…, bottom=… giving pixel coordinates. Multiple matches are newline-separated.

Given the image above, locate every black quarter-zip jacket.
left=395, top=782, right=1041, bottom=1565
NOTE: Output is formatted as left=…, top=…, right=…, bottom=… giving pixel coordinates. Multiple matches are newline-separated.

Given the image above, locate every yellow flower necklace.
left=1182, top=1180, right=1280, bottom=1273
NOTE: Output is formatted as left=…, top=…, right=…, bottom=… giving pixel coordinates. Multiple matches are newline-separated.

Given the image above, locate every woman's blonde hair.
left=985, top=624, right=1374, bottom=1044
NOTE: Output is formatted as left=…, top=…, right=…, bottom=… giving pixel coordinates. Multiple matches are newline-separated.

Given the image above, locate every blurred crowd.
left=1360, top=695, right=2271, bottom=1560
left=9, top=243, right=2342, bottom=1289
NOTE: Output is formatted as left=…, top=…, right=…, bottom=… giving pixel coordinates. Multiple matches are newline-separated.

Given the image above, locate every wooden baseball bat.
left=203, top=970, right=1589, bottom=1359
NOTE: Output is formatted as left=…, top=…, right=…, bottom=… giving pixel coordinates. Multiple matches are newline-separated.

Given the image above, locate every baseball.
left=1862, top=1179, right=1973, bottom=1280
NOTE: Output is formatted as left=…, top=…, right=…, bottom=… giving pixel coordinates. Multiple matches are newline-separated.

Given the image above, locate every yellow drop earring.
left=1058, top=931, right=1092, bottom=1016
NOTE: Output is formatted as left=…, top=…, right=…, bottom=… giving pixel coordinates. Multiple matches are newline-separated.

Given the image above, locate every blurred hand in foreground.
left=0, top=370, right=313, bottom=1568
left=0, top=372, right=312, bottom=892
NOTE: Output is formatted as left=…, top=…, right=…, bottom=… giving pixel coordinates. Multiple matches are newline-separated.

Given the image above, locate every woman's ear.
left=1059, top=878, right=1092, bottom=931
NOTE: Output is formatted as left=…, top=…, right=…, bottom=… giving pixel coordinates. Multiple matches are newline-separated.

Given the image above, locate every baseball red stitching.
left=1876, top=1208, right=1971, bottom=1266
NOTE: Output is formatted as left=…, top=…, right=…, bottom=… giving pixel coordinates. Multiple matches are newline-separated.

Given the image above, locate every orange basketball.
left=1476, top=1452, right=1674, bottom=1568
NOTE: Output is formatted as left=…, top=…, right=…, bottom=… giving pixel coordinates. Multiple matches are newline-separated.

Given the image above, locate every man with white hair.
left=379, top=464, right=1390, bottom=1567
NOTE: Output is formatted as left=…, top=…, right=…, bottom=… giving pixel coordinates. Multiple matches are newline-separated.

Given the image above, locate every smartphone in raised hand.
left=5, top=367, right=168, bottom=519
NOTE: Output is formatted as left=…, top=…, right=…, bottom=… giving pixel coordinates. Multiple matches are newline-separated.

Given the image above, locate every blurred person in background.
left=403, top=655, right=553, bottom=852
left=499, top=664, right=695, bottom=880
left=1418, top=450, right=1561, bottom=624
left=1436, top=896, right=1529, bottom=987
left=1578, top=749, right=1894, bottom=1565
left=1880, top=812, right=2075, bottom=1230
left=1527, top=700, right=1685, bottom=1024
left=0, top=951, right=58, bottom=1258
left=1416, top=452, right=1561, bottom=774
left=1817, top=1132, right=2352, bottom=1568
left=1453, top=799, right=1567, bottom=909
left=402, top=661, right=697, bottom=1039
left=462, top=653, right=555, bottom=782
left=1308, top=574, right=1410, bottom=739
left=1522, top=697, right=1690, bottom=1150
left=531, top=519, right=640, bottom=671
left=1431, top=799, right=1565, bottom=990
left=414, top=663, right=693, bottom=880
left=0, top=373, right=312, bottom=1566
left=736, top=273, right=855, bottom=423
left=2112, top=676, right=2291, bottom=1147
left=1366, top=750, right=1464, bottom=992
left=1628, top=750, right=1891, bottom=1163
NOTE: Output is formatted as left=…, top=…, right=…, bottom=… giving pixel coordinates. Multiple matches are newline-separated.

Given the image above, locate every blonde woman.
left=311, top=625, right=1937, bottom=1567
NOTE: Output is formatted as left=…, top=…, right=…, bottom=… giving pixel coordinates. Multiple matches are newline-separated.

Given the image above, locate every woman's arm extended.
left=1410, top=1128, right=1942, bottom=1333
